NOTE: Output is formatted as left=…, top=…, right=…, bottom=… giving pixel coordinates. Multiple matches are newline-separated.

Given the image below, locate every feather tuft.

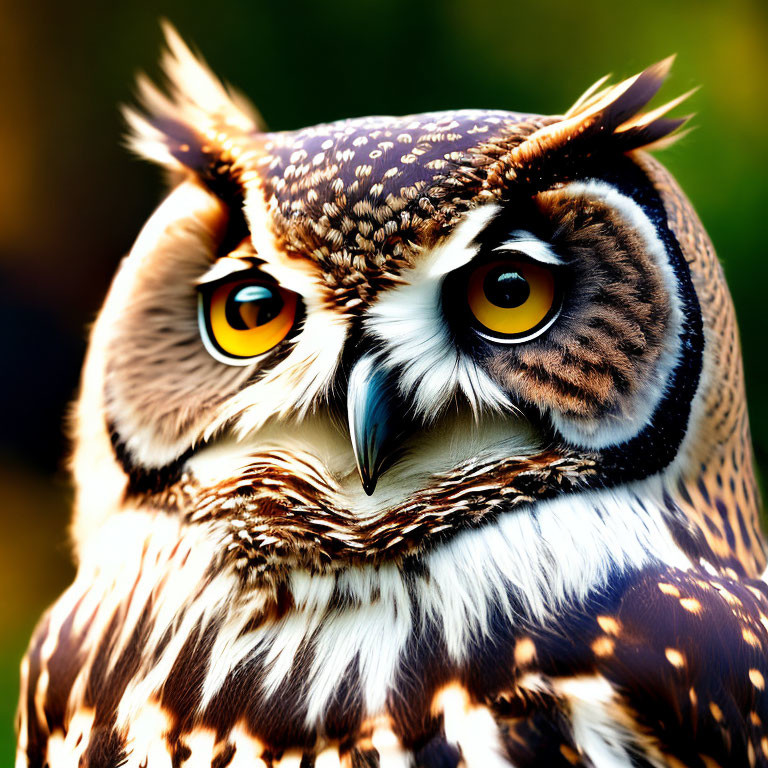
left=499, top=57, right=693, bottom=189
left=123, top=21, right=262, bottom=174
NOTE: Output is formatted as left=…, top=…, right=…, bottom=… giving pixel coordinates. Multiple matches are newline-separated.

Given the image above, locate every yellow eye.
left=199, top=277, right=299, bottom=364
left=467, top=258, right=559, bottom=341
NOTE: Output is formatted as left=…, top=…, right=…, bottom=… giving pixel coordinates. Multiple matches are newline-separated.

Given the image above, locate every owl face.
left=74, top=29, right=704, bottom=570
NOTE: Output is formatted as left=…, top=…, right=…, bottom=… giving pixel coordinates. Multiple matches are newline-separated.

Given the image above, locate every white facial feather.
left=496, top=229, right=564, bottom=265
left=366, top=205, right=512, bottom=422
left=187, top=408, right=543, bottom=523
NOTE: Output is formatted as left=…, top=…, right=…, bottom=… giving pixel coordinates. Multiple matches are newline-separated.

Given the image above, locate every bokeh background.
left=1, top=0, right=767, bottom=759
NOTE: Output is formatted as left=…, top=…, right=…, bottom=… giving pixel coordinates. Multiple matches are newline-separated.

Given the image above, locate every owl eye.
left=466, top=257, right=561, bottom=342
left=198, top=276, right=299, bottom=364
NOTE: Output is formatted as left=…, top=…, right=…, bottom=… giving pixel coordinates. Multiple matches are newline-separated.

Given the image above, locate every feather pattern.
left=16, top=25, right=766, bottom=768
left=477, top=57, right=694, bottom=195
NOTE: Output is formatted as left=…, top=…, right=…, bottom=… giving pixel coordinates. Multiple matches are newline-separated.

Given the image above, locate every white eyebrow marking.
left=425, top=211, right=563, bottom=283
left=196, top=255, right=255, bottom=286
left=494, top=230, right=563, bottom=265
left=196, top=251, right=326, bottom=302
left=425, top=204, right=500, bottom=278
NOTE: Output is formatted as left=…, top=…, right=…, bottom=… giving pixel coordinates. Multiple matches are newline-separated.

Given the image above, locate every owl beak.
left=347, top=354, right=400, bottom=496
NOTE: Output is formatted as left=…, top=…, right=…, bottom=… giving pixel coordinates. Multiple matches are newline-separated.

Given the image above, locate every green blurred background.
left=1, top=0, right=766, bottom=760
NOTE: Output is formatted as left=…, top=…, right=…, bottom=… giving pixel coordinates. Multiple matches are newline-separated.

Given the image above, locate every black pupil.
left=483, top=266, right=530, bottom=308
left=225, top=284, right=283, bottom=330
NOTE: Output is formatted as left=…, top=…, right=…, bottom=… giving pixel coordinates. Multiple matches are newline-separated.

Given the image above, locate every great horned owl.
left=17, top=25, right=768, bottom=768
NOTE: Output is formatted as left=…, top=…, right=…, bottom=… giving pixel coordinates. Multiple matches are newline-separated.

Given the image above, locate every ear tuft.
left=122, top=22, right=263, bottom=173
left=499, top=58, right=694, bottom=189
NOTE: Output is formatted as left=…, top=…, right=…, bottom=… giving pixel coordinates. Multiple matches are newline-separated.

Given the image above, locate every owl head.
left=70, top=26, right=759, bottom=578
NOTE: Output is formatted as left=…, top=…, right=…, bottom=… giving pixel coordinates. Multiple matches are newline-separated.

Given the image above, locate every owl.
left=16, top=24, right=768, bottom=768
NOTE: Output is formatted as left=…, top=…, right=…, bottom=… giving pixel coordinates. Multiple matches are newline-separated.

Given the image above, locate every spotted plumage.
left=17, top=24, right=767, bottom=768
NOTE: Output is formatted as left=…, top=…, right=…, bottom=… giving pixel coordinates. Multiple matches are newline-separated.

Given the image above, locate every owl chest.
left=31, top=556, right=756, bottom=768
left=25, top=570, right=609, bottom=767
left=24, top=491, right=754, bottom=768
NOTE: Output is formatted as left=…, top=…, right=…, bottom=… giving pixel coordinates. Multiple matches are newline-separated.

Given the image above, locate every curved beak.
left=347, top=354, right=401, bottom=496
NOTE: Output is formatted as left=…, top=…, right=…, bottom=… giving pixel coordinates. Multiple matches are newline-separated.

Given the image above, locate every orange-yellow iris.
left=467, top=259, right=556, bottom=337
left=206, top=278, right=298, bottom=359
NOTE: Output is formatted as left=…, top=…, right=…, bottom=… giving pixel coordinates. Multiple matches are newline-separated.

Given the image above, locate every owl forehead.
left=249, top=109, right=549, bottom=298
left=129, top=46, right=692, bottom=301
